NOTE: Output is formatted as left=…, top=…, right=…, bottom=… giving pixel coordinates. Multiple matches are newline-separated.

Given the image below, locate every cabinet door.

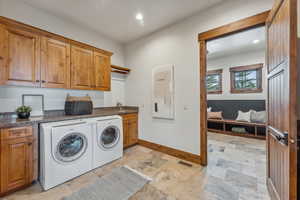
left=0, top=137, right=33, bottom=193
left=41, top=37, right=70, bottom=88
left=5, top=27, right=40, bottom=87
left=0, top=24, right=8, bottom=85
left=122, top=119, right=130, bottom=148
left=122, top=114, right=138, bottom=148
left=92, top=51, right=111, bottom=91
left=127, top=117, right=138, bottom=145
left=70, top=45, right=93, bottom=90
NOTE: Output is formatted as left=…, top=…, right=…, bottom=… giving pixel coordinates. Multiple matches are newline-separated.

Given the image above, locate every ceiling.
left=20, top=0, right=223, bottom=44
left=207, top=26, right=266, bottom=60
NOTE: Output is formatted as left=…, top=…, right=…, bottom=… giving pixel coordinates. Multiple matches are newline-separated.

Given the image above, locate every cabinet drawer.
left=1, top=126, right=33, bottom=140
left=121, top=113, right=138, bottom=120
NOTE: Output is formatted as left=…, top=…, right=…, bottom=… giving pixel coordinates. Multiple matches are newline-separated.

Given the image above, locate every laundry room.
left=0, top=0, right=296, bottom=200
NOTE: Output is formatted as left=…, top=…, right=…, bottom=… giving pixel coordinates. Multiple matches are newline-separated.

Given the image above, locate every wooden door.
left=92, top=51, right=111, bottom=91
left=0, top=24, right=7, bottom=85
left=0, top=137, right=33, bottom=193
left=41, top=37, right=70, bottom=88
left=70, top=45, right=93, bottom=90
left=5, top=27, right=40, bottom=87
left=266, top=0, right=298, bottom=199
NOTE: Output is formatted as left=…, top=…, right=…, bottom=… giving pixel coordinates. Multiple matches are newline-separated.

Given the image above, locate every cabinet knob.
left=42, top=80, right=46, bottom=83
left=28, top=142, right=32, bottom=146
left=0, top=56, right=3, bottom=60
left=36, top=80, right=40, bottom=83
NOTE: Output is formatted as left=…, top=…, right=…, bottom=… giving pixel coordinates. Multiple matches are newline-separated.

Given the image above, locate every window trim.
left=230, top=63, right=263, bottom=94
left=206, top=69, right=223, bottom=94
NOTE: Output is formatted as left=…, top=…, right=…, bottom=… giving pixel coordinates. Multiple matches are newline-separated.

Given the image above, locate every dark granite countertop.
left=0, top=107, right=138, bottom=129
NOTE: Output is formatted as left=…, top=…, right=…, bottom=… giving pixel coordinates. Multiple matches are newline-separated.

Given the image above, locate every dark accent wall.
left=207, top=100, right=266, bottom=120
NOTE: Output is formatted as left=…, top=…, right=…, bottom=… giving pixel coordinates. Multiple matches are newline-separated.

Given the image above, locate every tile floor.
left=1, top=132, right=270, bottom=200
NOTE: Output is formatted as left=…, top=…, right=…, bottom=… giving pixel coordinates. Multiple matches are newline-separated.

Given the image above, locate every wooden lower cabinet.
left=121, top=113, right=138, bottom=148
left=0, top=126, right=35, bottom=196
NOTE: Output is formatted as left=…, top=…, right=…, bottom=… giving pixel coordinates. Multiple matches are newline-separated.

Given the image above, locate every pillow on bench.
left=251, top=110, right=267, bottom=123
left=236, top=110, right=252, bottom=122
left=208, top=111, right=223, bottom=119
left=207, top=107, right=212, bottom=112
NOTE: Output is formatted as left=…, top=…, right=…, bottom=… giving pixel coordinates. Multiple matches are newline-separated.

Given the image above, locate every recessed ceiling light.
left=136, top=13, right=144, bottom=21
left=253, top=39, right=260, bottom=44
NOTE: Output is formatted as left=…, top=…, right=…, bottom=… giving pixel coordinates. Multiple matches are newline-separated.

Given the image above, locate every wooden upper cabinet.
left=0, top=24, right=7, bottom=85
left=5, top=27, right=40, bottom=87
left=41, top=37, right=70, bottom=88
left=92, top=51, right=111, bottom=91
left=70, top=45, right=93, bottom=90
left=0, top=17, right=113, bottom=91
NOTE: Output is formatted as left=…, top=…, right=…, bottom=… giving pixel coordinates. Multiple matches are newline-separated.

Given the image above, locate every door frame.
left=197, top=11, right=270, bottom=166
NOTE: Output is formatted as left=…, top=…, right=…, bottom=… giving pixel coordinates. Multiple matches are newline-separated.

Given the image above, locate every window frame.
left=206, top=69, right=223, bottom=94
left=230, top=63, right=263, bottom=94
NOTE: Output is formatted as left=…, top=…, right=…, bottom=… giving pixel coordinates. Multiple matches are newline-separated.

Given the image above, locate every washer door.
left=55, top=132, right=88, bottom=163
left=98, top=126, right=120, bottom=150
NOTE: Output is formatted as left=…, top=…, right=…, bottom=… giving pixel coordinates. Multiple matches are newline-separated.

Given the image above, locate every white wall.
left=207, top=50, right=267, bottom=100
left=0, top=0, right=126, bottom=111
left=0, top=73, right=126, bottom=113
left=124, top=0, right=273, bottom=155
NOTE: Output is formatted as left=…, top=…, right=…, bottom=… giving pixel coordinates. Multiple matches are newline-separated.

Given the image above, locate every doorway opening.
left=198, top=11, right=270, bottom=166
left=198, top=1, right=299, bottom=199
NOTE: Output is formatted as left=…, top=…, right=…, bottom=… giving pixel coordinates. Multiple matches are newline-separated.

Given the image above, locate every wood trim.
left=111, top=65, right=131, bottom=75
left=138, top=139, right=201, bottom=164
left=207, top=69, right=223, bottom=75
left=266, top=0, right=284, bottom=25
left=199, top=40, right=207, bottom=166
left=208, top=118, right=266, bottom=127
left=198, top=11, right=270, bottom=41
left=231, top=88, right=263, bottom=94
left=111, top=65, right=131, bottom=72
left=229, top=63, right=263, bottom=72
left=288, top=0, right=298, bottom=198
left=198, top=11, right=269, bottom=167
left=0, top=16, right=113, bottom=56
left=207, top=69, right=223, bottom=94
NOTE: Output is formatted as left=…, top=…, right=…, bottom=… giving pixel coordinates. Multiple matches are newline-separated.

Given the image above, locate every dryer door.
left=55, top=132, right=88, bottom=163
left=98, top=126, right=120, bottom=150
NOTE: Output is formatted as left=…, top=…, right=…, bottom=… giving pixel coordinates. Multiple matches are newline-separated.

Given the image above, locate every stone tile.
left=235, top=145, right=266, bottom=155
left=216, top=158, right=244, bottom=172
left=129, top=184, right=177, bottom=200
left=225, top=170, right=258, bottom=191
left=205, top=176, right=239, bottom=200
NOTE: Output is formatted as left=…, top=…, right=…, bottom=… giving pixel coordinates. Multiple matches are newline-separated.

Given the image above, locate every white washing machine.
left=89, top=115, right=123, bottom=169
left=40, top=119, right=93, bottom=190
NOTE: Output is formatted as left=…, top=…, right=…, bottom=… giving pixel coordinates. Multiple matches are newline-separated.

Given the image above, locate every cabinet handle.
left=42, top=80, right=46, bottom=83
left=0, top=56, right=3, bottom=60
left=36, top=80, right=40, bottom=83
left=28, top=142, right=32, bottom=146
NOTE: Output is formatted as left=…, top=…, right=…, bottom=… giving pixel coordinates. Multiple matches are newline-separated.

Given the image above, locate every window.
left=230, top=64, right=263, bottom=93
left=206, top=69, right=222, bottom=94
